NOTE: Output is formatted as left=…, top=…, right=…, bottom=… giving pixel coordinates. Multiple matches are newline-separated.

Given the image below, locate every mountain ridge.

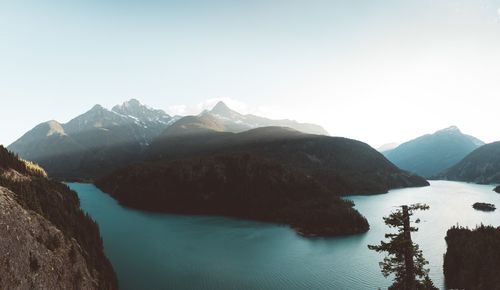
left=204, top=101, right=329, bottom=135
left=96, top=125, right=428, bottom=237
left=439, top=141, right=500, bottom=183
left=147, top=125, right=429, bottom=195
left=8, top=99, right=330, bottom=181
left=383, top=126, right=484, bottom=178
left=8, top=99, right=175, bottom=180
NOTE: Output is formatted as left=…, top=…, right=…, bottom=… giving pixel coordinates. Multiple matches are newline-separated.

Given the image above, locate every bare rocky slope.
left=0, top=146, right=117, bottom=290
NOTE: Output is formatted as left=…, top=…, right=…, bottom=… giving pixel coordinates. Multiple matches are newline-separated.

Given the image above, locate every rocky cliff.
left=0, top=146, right=117, bottom=290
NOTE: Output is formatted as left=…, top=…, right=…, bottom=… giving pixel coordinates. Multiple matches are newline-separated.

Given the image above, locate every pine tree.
left=368, top=203, right=437, bottom=290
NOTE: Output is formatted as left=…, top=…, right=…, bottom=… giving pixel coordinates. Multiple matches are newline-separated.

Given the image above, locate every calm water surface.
left=69, top=181, right=500, bottom=290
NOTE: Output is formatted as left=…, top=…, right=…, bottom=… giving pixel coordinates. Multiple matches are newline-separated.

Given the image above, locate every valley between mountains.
left=4, top=99, right=500, bottom=289
left=8, top=99, right=428, bottom=237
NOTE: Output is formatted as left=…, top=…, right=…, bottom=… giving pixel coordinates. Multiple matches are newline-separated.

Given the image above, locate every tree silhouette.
left=368, top=204, right=437, bottom=289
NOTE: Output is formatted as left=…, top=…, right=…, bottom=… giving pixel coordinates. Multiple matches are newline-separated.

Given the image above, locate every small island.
left=494, top=185, right=500, bottom=193
left=472, top=202, right=496, bottom=212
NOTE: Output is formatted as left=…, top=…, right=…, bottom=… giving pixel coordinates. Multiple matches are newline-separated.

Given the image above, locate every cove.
left=69, top=181, right=500, bottom=289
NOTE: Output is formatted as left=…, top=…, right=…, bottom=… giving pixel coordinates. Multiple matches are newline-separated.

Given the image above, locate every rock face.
left=440, top=141, right=500, bottom=184
left=383, top=126, right=484, bottom=178
left=0, top=187, right=95, bottom=289
left=0, top=146, right=117, bottom=289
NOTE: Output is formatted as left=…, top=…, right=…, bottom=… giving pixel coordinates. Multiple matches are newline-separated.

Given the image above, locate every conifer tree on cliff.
left=368, top=204, right=437, bottom=289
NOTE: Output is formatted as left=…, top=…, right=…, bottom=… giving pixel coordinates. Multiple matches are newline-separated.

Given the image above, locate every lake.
left=69, top=181, right=500, bottom=289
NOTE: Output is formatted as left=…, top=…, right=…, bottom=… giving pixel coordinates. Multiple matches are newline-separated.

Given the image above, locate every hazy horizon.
left=1, top=96, right=488, bottom=148
left=2, top=0, right=500, bottom=147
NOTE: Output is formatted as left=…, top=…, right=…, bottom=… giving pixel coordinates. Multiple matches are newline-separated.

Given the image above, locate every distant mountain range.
left=8, top=99, right=328, bottom=180
left=205, top=101, right=329, bottom=135
left=440, top=141, right=500, bottom=184
left=383, top=126, right=484, bottom=178
left=377, top=142, right=399, bottom=153
left=8, top=99, right=177, bottom=180
left=7, top=99, right=430, bottom=237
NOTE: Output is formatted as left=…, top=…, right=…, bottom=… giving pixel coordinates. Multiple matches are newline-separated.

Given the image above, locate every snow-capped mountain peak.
left=112, top=99, right=171, bottom=124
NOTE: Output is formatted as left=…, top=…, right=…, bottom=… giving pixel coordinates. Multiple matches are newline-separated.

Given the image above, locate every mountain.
left=160, top=113, right=227, bottom=137
left=97, top=153, right=370, bottom=237
left=148, top=126, right=428, bottom=194
left=98, top=125, right=427, bottom=236
left=383, top=126, right=484, bottom=178
left=377, top=142, right=399, bottom=152
left=0, top=146, right=117, bottom=289
left=9, top=100, right=327, bottom=181
left=204, top=101, right=329, bottom=135
left=439, top=141, right=500, bottom=183
left=8, top=99, right=176, bottom=180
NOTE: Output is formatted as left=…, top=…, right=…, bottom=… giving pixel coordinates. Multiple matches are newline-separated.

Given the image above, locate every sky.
left=1, top=0, right=500, bottom=148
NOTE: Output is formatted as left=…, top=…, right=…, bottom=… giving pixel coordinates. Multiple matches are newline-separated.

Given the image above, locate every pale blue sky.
left=2, top=0, right=500, bottom=147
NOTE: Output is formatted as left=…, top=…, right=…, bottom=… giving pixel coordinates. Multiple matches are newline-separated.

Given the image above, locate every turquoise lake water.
left=69, top=181, right=500, bottom=290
